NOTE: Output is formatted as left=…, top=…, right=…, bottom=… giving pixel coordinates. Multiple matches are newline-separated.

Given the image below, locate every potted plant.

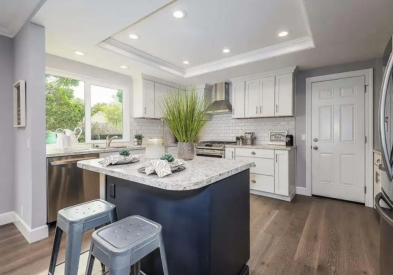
left=135, top=134, right=144, bottom=145
left=159, top=89, right=208, bottom=160
left=119, top=149, right=131, bottom=160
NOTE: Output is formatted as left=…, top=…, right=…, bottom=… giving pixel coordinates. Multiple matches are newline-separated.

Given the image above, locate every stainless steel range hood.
left=206, top=82, right=232, bottom=114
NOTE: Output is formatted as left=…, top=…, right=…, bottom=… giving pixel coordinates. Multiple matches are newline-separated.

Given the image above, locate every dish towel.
left=99, top=154, right=141, bottom=166
left=145, top=159, right=186, bottom=177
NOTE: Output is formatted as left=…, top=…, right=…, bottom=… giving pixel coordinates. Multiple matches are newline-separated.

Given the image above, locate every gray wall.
left=0, top=35, right=15, bottom=215
left=14, top=22, right=46, bottom=229
left=295, top=58, right=383, bottom=188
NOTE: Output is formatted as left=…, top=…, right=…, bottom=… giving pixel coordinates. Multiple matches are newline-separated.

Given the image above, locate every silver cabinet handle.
left=251, top=180, right=256, bottom=184
left=256, top=106, right=258, bottom=114
left=232, top=108, right=234, bottom=115
left=276, top=104, right=278, bottom=113
left=251, top=151, right=256, bottom=155
left=144, top=107, right=146, bottom=114
left=276, top=154, right=277, bottom=162
left=260, top=106, right=262, bottom=113
left=379, top=51, right=393, bottom=181
left=232, top=151, right=234, bottom=159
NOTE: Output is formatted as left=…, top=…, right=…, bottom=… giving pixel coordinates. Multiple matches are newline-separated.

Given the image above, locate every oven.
left=195, top=141, right=236, bottom=158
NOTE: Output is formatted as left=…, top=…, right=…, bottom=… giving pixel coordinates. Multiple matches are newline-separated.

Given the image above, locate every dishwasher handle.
left=50, top=156, right=98, bottom=166
left=375, top=193, right=393, bottom=227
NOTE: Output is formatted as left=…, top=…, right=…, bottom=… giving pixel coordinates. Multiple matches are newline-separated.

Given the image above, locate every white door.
left=275, top=73, right=293, bottom=116
left=260, top=77, right=275, bottom=117
left=245, top=79, right=260, bottom=118
left=275, top=150, right=289, bottom=196
left=311, top=76, right=365, bottom=203
left=232, top=82, right=245, bottom=118
left=143, top=79, right=155, bottom=118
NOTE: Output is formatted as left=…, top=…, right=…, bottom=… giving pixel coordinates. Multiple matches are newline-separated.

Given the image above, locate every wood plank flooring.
left=0, top=195, right=380, bottom=275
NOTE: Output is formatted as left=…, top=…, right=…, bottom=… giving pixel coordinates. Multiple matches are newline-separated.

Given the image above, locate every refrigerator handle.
left=379, top=51, right=393, bottom=181
left=375, top=193, right=393, bottom=227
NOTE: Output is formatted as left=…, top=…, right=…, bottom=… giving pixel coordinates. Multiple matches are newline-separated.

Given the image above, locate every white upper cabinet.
left=275, top=73, right=294, bottom=116
left=232, top=82, right=245, bottom=118
left=143, top=79, right=155, bottom=118
left=230, top=67, right=296, bottom=119
left=154, top=83, right=169, bottom=118
left=245, top=79, right=260, bottom=118
left=260, top=77, right=275, bottom=117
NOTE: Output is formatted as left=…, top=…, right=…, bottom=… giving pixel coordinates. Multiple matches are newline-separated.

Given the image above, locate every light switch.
left=301, top=135, right=306, bottom=141
left=27, top=138, right=30, bottom=149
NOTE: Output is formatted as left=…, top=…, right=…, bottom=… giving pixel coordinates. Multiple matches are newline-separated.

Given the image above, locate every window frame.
left=46, top=68, right=130, bottom=144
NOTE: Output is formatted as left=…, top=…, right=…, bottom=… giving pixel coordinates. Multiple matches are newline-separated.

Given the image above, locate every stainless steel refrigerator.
left=377, top=34, right=393, bottom=275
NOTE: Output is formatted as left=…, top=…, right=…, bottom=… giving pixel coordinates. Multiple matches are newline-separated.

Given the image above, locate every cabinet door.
left=143, top=79, right=155, bottom=118
left=225, top=148, right=235, bottom=160
left=275, top=73, right=293, bottom=116
left=232, top=82, right=245, bottom=118
left=274, top=150, right=289, bottom=196
left=154, top=83, right=168, bottom=118
left=245, top=79, right=260, bottom=118
left=260, top=77, right=275, bottom=117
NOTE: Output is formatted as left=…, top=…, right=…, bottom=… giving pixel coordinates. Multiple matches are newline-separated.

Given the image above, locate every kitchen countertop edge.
left=46, top=146, right=146, bottom=158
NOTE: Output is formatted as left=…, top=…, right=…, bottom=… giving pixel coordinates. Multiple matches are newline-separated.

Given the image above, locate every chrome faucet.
left=106, top=135, right=118, bottom=148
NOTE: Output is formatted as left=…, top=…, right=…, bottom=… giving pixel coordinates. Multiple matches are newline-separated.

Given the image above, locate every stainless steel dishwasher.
left=47, top=154, right=100, bottom=223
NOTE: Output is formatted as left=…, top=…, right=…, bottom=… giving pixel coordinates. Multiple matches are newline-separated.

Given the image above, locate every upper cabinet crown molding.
left=229, top=66, right=297, bottom=83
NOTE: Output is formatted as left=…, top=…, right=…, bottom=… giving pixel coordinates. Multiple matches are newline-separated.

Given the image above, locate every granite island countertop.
left=77, top=156, right=253, bottom=191
left=225, top=144, right=296, bottom=150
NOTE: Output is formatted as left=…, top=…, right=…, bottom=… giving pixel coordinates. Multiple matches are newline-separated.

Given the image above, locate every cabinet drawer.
left=236, top=156, right=274, bottom=176
left=374, top=152, right=382, bottom=166
left=250, top=174, right=274, bottom=193
left=236, top=148, right=274, bottom=158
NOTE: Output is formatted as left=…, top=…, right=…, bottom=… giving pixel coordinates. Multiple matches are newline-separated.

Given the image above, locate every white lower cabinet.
left=225, top=148, right=235, bottom=160
left=233, top=148, right=296, bottom=201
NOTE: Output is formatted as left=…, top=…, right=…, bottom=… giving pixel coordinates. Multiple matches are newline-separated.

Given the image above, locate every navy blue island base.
left=105, top=169, right=250, bottom=275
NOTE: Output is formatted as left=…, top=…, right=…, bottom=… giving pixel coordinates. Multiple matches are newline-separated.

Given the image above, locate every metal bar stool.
left=85, top=215, right=169, bottom=275
left=48, top=199, right=117, bottom=275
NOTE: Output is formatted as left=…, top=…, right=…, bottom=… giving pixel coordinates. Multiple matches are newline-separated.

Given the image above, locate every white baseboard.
left=13, top=212, right=48, bottom=243
left=296, top=186, right=311, bottom=196
left=0, top=211, right=15, bottom=226
left=250, top=189, right=296, bottom=202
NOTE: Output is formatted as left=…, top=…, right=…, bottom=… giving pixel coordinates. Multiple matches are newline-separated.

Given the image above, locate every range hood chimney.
left=206, top=82, right=232, bottom=114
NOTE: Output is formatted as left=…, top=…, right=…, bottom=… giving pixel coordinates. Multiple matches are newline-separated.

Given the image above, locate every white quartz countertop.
left=225, top=144, right=296, bottom=150
left=46, top=146, right=146, bottom=158
left=77, top=156, right=253, bottom=191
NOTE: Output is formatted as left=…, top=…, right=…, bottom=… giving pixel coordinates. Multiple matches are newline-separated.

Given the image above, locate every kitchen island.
left=78, top=156, right=253, bottom=275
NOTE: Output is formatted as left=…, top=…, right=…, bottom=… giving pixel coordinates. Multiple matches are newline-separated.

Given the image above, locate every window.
left=45, top=70, right=129, bottom=144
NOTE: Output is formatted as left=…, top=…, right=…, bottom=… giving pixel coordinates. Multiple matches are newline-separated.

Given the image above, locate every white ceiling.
left=0, top=0, right=44, bottom=37
left=31, top=0, right=393, bottom=85
left=112, top=0, right=310, bottom=68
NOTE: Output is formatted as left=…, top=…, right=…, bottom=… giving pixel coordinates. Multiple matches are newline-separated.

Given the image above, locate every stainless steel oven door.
left=196, top=149, right=224, bottom=158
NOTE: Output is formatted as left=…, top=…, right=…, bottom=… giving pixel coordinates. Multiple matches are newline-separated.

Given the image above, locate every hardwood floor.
left=0, top=195, right=380, bottom=275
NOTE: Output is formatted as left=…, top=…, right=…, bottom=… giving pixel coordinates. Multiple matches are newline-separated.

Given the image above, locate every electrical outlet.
left=21, top=206, right=24, bottom=217
left=27, top=138, right=30, bottom=149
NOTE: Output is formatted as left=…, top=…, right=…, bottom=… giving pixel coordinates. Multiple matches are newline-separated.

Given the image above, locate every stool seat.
left=86, top=216, right=168, bottom=275
left=48, top=199, right=117, bottom=275
left=95, top=216, right=160, bottom=253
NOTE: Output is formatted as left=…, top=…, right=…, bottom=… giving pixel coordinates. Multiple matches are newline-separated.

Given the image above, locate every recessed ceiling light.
left=74, top=51, right=85, bottom=56
left=183, top=60, right=190, bottom=65
left=278, top=31, right=289, bottom=37
left=120, top=65, right=128, bottom=69
left=129, top=34, right=140, bottom=40
left=173, top=10, right=187, bottom=19
left=223, top=48, right=231, bottom=53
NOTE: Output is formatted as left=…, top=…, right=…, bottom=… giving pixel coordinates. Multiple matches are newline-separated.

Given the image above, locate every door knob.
left=251, top=180, right=256, bottom=183
left=313, top=146, right=318, bottom=150
left=313, top=138, right=318, bottom=142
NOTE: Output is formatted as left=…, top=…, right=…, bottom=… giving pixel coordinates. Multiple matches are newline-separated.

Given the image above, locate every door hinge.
left=365, top=136, right=367, bottom=143
left=365, top=85, right=368, bottom=92
left=364, top=186, right=367, bottom=194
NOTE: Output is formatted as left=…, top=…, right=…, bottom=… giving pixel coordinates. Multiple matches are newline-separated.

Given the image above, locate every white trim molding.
left=296, top=187, right=309, bottom=196
left=305, top=69, right=374, bottom=207
left=13, top=212, right=49, bottom=244
left=0, top=211, right=15, bottom=226
left=98, top=37, right=313, bottom=79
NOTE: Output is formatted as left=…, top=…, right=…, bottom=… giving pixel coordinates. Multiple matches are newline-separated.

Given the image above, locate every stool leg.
left=48, top=226, right=63, bottom=275
left=159, top=233, right=169, bottom=275
left=110, top=208, right=118, bottom=223
left=94, top=226, right=106, bottom=273
left=109, top=266, right=130, bottom=275
left=85, top=243, right=96, bottom=275
left=64, top=224, right=83, bottom=275
left=131, top=261, right=141, bottom=275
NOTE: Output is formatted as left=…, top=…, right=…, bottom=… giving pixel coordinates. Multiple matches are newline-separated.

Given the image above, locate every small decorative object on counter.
left=119, top=149, right=131, bottom=158
left=286, top=134, right=294, bottom=146
left=135, top=134, right=144, bottom=145
left=160, top=154, right=175, bottom=162
left=268, top=131, right=287, bottom=146
left=99, top=154, right=141, bottom=166
left=145, top=137, right=165, bottom=159
left=138, top=158, right=186, bottom=177
left=134, top=138, right=138, bottom=146
left=239, top=135, right=245, bottom=146
left=244, top=132, right=256, bottom=145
